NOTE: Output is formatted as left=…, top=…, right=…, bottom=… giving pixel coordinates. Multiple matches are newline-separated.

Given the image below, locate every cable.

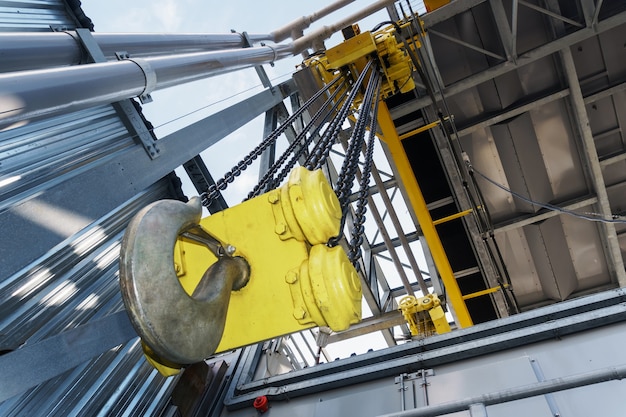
left=152, top=71, right=293, bottom=132
left=468, top=162, right=626, bottom=224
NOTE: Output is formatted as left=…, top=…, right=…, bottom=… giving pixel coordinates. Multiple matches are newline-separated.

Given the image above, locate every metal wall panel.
left=0, top=1, right=184, bottom=414
left=0, top=0, right=76, bottom=32
left=220, top=311, right=626, bottom=417
left=0, top=104, right=139, bottom=279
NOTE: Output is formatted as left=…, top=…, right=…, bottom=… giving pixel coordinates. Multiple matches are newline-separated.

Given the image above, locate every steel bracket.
left=115, top=51, right=156, bottom=104
left=71, top=30, right=161, bottom=159
left=395, top=368, right=434, bottom=384
left=241, top=31, right=275, bottom=92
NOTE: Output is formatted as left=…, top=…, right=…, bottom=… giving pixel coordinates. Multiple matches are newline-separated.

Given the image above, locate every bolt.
left=268, top=191, right=279, bottom=204
left=225, top=245, right=236, bottom=256
left=275, top=223, right=287, bottom=235
left=174, top=263, right=181, bottom=273
left=293, top=307, right=307, bottom=320
left=285, top=271, right=298, bottom=284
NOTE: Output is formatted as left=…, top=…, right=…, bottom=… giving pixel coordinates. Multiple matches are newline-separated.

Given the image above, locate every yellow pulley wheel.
left=307, top=244, right=362, bottom=331
left=287, top=167, right=342, bottom=245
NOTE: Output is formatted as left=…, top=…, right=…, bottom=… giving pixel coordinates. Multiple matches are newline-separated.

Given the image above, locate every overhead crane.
left=0, top=0, right=497, bottom=378
left=0, top=8, right=527, bottom=412
left=113, top=1, right=492, bottom=375
left=3, top=0, right=626, bottom=415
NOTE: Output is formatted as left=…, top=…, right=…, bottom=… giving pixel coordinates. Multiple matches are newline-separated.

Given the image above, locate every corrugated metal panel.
left=0, top=181, right=179, bottom=416
left=0, top=1, right=185, bottom=415
left=0, top=105, right=135, bottom=213
left=0, top=0, right=76, bottom=32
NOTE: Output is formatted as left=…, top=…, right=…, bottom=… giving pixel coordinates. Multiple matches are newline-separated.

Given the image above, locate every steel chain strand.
left=303, top=87, right=351, bottom=170
left=308, top=62, right=373, bottom=171
left=305, top=60, right=375, bottom=170
left=334, top=65, right=380, bottom=209
left=348, top=74, right=382, bottom=264
left=271, top=91, right=349, bottom=191
left=201, top=75, right=342, bottom=207
left=247, top=78, right=349, bottom=199
left=328, top=66, right=380, bottom=248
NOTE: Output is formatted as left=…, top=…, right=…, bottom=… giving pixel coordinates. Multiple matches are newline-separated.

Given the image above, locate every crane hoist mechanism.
left=119, top=15, right=452, bottom=376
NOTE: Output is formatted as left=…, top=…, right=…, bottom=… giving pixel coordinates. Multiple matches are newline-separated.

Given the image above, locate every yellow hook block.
left=177, top=167, right=361, bottom=353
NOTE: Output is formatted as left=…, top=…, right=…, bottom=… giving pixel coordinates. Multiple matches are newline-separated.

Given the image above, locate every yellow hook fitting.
left=270, top=167, right=342, bottom=244
left=175, top=167, right=361, bottom=355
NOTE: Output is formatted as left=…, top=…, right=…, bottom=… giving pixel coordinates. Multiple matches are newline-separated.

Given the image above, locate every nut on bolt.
left=285, top=270, right=298, bottom=284
left=275, top=222, right=287, bottom=235
left=293, top=307, right=306, bottom=320
left=268, top=191, right=280, bottom=204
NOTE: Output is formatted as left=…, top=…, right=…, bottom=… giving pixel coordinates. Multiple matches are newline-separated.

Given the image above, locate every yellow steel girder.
left=377, top=101, right=473, bottom=328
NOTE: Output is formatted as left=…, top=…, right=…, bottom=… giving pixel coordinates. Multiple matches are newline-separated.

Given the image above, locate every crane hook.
left=119, top=197, right=250, bottom=368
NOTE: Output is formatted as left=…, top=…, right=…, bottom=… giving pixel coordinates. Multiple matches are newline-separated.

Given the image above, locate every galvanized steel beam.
left=225, top=287, right=626, bottom=409
left=560, top=48, right=626, bottom=287
left=411, top=10, right=626, bottom=112
left=0, top=31, right=273, bottom=72
left=0, top=311, right=137, bottom=403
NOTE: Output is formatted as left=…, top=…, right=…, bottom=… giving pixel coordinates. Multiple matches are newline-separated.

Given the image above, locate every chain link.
left=348, top=74, right=381, bottom=264
left=305, top=60, right=375, bottom=171
left=201, top=75, right=342, bottom=207
left=248, top=78, right=348, bottom=200
left=334, top=64, right=380, bottom=210
left=327, top=64, right=381, bottom=249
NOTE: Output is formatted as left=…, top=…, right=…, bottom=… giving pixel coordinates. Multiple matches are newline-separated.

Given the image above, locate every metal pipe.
left=0, top=32, right=274, bottom=72
left=270, top=0, right=356, bottom=42
left=292, top=0, right=397, bottom=53
left=377, top=363, right=626, bottom=417
left=1, top=0, right=392, bottom=72
left=0, top=44, right=292, bottom=131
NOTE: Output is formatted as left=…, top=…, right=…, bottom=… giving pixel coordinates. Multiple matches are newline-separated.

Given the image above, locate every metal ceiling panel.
left=561, top=208, right=611, bottom=289
left=413, top=1, right=626, bottom=316
left=599, top=25, right=626, bottom=84
left=589, top=95, right=623, bottom=158
left=495, top=228, right=543, bottom=307
left=491, top=114, right=553, bottom=214
left=530, top=99, right=587, bottom=201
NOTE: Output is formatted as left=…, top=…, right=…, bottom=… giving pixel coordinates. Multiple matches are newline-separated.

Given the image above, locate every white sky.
left=80, top=0, right=429, bottom=359
left=80, top=0, right=397, bottom=202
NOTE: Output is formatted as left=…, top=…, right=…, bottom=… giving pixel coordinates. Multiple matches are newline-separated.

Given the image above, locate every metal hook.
left=119, top=197, right=250, bottom=367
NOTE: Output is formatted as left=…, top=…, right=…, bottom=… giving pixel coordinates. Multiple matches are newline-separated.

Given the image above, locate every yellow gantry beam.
left=398, top=120, right=441, bottom=141
left=432, top=208, right=474, bottom=226
left=377, top=101, right=473, bottom=328
left=462, top=285, right=508, bottom=301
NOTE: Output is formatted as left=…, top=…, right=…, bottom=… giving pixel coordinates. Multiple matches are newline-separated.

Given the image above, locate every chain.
left=270, top=87, right=349, bottom=192
left=305, top=60, right=375, bottom=170
left=201, top=75, right=342, bottom=207
left=334, top=65, right=380, bottom=210
left=247, top=78, right=349, bottom=199
left=328, top=65, right=381, bottom=248
left=348, top=74, right=381, bottom=264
